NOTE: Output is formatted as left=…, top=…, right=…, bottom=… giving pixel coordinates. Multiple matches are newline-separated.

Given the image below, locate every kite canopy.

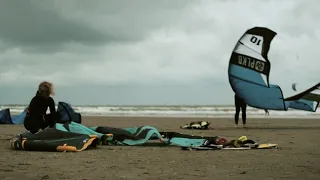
left=228, top=26, right=319, bottom=111
left=57, top=102, right=81, bottom=124
left=0, top=101, right=81, bottom=125
left=0, top=108, right=26, bottom=125
left=0, top=109, right=13, bottom=124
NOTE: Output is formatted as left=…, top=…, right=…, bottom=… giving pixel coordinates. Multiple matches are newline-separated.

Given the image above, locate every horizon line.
left=0, top=103, right=234, bottom=107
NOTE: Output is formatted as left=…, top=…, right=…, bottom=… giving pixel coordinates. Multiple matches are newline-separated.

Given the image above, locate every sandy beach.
left=0, top=116, right=320, bottom=180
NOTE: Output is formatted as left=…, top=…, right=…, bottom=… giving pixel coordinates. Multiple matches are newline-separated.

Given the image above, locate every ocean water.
left=1, top=105, right=320, bottom=118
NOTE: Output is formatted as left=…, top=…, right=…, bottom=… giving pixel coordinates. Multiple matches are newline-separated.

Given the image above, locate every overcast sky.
left=0, top=0, right=319, bottom=105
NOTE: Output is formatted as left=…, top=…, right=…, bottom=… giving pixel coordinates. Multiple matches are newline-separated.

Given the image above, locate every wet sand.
left=1, top=116, right=320, bottom=180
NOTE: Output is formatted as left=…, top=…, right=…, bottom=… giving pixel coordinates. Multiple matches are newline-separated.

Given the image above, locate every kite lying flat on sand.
left=10, top=122, right=277, bottom=152
left=6, top=102, right=277, bottom=152
left=228, top=26, right=320, bottom=111
left=10, top=122, right=219, bottom=152
left=10, top=119, right=278, bottom=152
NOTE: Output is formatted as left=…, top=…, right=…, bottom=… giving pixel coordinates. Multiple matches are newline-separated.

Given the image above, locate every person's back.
left=28, top=93, right=55, bottom=118
left=24, top=81, right=58, bottom=133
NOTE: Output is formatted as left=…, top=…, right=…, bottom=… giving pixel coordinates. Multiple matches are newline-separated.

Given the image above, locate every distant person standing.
left=234, top=94, right=247, bottom=128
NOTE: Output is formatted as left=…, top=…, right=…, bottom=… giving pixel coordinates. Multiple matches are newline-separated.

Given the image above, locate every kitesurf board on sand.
left=181, top=143, right=278, bottom=151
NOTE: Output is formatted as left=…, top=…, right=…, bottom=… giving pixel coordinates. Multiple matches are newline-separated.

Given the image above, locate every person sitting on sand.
left=234, top=94, right=247, bottom=128
left=24, top=81, right=60, bottom=134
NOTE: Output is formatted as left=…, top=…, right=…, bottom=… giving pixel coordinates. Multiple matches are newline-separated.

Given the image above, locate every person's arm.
left=49, top=97, right=56, bottom=113
left=47, top=97, right=58, bottom=127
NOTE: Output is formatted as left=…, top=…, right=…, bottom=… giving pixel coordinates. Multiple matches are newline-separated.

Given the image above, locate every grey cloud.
left=0, top=0, right=319, bottom=105
left=279, top=0, right=319, bottom=37
left=0, top=0, right=195, bottom=53
left=55, top=0, right=197, bottom=43
left=0, top=1, right=113, bottom=48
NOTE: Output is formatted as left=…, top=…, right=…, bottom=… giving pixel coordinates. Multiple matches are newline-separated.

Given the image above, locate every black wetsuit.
left=24, top=92, right=58, bottom=133
left=234, top=94, right=247, bottom=125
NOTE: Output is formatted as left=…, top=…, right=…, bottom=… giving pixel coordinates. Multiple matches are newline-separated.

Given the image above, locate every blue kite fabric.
left=57, top=102, right=81, bottom=124
left=11, top=109, right=27, bottom=124
left=228, top=26, right=319, bottom=111
left=0, top=101, right=81, bottom=125
left=0, top=108, right=27, bottom=125
left=0, top=108, right=13, bottom=124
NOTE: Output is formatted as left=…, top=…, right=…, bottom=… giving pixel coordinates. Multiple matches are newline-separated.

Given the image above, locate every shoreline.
left=79, top=114, right=320, bottom=119
left=8, top=112, right=320, bottom=119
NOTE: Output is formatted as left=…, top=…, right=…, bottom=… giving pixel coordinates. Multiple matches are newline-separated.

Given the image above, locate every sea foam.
left=1, top=105, right=320, bottom=118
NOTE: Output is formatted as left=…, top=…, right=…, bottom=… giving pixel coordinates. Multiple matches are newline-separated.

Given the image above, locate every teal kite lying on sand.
left=10, top=122, right=277, bottom=152
left=11, top=122, right=216, bottom=152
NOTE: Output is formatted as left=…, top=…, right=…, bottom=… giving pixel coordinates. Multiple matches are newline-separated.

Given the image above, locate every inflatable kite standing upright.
left=228, top=26, right=320, bottom=111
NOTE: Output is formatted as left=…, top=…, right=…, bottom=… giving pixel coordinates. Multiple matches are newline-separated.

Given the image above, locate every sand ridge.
left=0, top=116, right=320, bottom=180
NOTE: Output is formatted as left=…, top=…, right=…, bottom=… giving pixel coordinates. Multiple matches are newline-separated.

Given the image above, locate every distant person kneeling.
left=24, top=81, right=60, bottom=134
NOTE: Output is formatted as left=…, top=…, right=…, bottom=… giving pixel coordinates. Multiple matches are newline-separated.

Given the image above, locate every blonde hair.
left=37, top=81, right=55, bottom=97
